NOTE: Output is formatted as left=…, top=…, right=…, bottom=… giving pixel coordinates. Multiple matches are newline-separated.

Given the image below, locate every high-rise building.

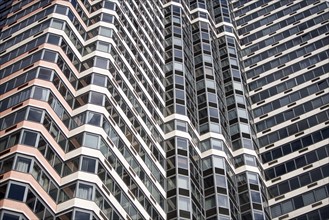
left=0, top=0, right=328, bottom=220
left=233, top=1, right=329, bottom=220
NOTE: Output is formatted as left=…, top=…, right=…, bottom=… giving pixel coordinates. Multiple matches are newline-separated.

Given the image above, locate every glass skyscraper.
left=0, top=0, right=328, bottom=219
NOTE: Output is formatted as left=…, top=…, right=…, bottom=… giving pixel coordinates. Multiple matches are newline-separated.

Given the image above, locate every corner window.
left=177, top=175, right=189, bottom=189
left=247, top=172, right=258, bottom=185
left=251, top=191, right=261, bottom=203
left=43, top=50, right=57, bottom=62
left=74, top=210, right=90, bottom=220
left=33, top=87, right=49, bottom=101
left=83, top=133, right=99, bottom=149
left=177, top=156, right=188, bottom=170
left=213, top=156, right=225, bottom=169
left=178, top=196, right=190, bottom=211
left=15, top=157, right=32, bottom=173
left=176, top=137, right=187, bottom=150
left=97, top=42, right=110, bottom=53
left=205, top=196, right=216, bottom=210
left=51, top=19, right=64, bottom=30
left=21, top=130, right=38, bottom=147
left=27, top=108, right=43, bottom=123
left=94, top=57, right=108, bottom=69
left=99, top=27, right=112, bottom=37
left=217, top=194, right=229, bottom=208
left=87, top=112, right=101, bottom=126
left=77, top=183, right=93, bottom=200
left=202, top=157, right=212, bottom=171
left=7, top=183, right=26, bottom=201
left=215, top=175, right=226, bottom=188
left=1, top=212, right=21, bottom=220
left=81, top=157, right=96, bottom=173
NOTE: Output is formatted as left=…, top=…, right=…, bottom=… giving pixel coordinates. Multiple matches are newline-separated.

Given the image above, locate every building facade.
left=0, top=0, right=328, bottom=220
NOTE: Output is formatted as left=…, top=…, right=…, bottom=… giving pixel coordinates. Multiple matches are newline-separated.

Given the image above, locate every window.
left=217, top=194, right=229, bottom=208
left=1, top=212, right=21, bottom=220
left=205, top=196, right=216, bottom=210
left=278, top=181, right=290, bottom=194
left=87, top=112, right=101, bottom=126
left=202, top=157, right=212, bottom=171
left=178, top=196, right=190, bottom=211
left=313, top=187, right=326, bottom=201
left=27, top=108, right=43, bottom=122
left=7, top=183, right=26, bottom=201
left=94, top=57, right=108, bottom=69
left=247, top=172, right=258, bottom=185
left=212, top=139, right=223, bottom=151
left=167, top=177, right=176, bottom=191
left=47, top=34, right=61, bottom=46
left=245, top=155, right=256, bottom=167
left=281, top=200, right=293, bottom=214
left=238, top=108, right=248, bottom=119
left=215, top=175, right=226, bottom=188
left=83, top=133, right=99, bottom=149
left=92, top=74, right=106, bottom=87
left=167, top=197, right=176, bottom=211
left=15, top=157, right=31, bottom=173
left=176, top=120, right=187, bottom=131
left=240, top=123, right=250, bottom=134
left=34, top=199, right=46, bottom=219
left=51, top=19, right=64, bottom=30
left=254, top=211, right=264, bottom=220
left=251, top=191, right=261, bottom=203
left=74, top=210, right=90, bottom=220
left=43, top=50, right=57, bottom=62
left=213, top=156, right=225, bottom=169
left=239, top=192, right=250, bottom=205
left=21, top=131, right=38, bottom=147
left=27, top=88, right=46, bottom=106
left=101, top=14, right=114, bottom=23
left=99, top=27, right=112, bottom=37
left=176, top=138, right=187, bottom=150
left=77, top=183, right=93, bottom=200
left=302, top=191, right=315, bottom=206
left=177, top=175, right=189, bottom=189
left=271, top=204, right=281, bottom=218
left=177, top=156, right=188, bottom=169
left=81, top=157, right=96, bottom=173
left=97, top=42, right=110, bottom=53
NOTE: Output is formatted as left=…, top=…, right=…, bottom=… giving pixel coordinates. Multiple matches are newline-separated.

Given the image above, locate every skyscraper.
left=0, top=0, right=328, bottom=220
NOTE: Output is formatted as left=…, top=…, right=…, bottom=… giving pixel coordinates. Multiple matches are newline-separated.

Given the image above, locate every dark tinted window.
left=8, top=184, right=25, bottom=201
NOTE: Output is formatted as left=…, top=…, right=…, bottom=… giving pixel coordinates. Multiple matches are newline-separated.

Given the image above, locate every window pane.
left=177, top=175, right=189, bottom=189
left=77, top=183, right=93, bottom=200
left=205, top=196, right=216, bottom=210
left=87, top=112, right=101, bottom=126
left=281, top=200, right=293, bottom=214
left=217, top=194, right=229, bottom=208
left=177, top=156, right=188, bottom=169
left=179, top=196, right=190, bottom=211
left=15, top=157, right=31, bottom=173
left=22, top=131, right=38, bottom=147
left=2, top=213, right=20, bottom=220
left=251, top=191, right=261, bottom=203
left=213, top=156, right=225, bottom=169
left=8, top=184, right=25, bottom=201
left=81, top=158, right=96, bottom=173
left=302, top=192, right=315, bottom=206
left=84, top=133, right=99, bottom=149
left=27, top=108, right=43, bottom=122
left=314, top=187, right=326, bottom=201
left=95, top=57, right=108, bottom=69
left=215, top=175, right=226, bottom=188
left=74, top=211, right=90, bottom=220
